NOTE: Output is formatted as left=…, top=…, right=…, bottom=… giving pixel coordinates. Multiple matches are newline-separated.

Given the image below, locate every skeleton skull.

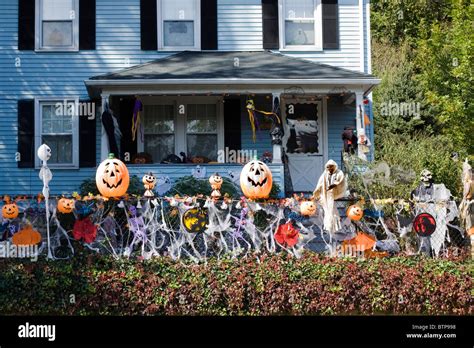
left=37, top=144, right=51, bottom=162
left=420, top=169, right=433, bottom=186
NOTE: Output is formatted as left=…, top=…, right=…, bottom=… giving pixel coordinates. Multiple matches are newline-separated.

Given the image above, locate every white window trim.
left=138, top=96, right=224, bottom=163
left=278, top=0, right=323, bottom=51
left=156, top=0, right=201, bottom=51
left=35, top=0, right=80, bottom=52
left=34, top=98, right=80, bottom=169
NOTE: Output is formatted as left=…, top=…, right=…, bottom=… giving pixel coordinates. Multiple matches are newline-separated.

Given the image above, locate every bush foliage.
left=0, top=252, right=471, bottom=315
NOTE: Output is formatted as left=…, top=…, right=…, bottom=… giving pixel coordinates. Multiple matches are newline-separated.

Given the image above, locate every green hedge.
left=0, top=252, right=472, bottom=315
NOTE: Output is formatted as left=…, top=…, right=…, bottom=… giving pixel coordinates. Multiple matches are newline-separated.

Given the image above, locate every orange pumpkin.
left=209, top=173, right=223, bottom=190
left=300, top=200, right=316, bottom=216
left=467, top=227, right=474, bottom=236
left=2, top=203, right=19, bottom=219
left=240, top=160, right=273, bottom=199
left=96, top=153, right=130, bottom=197
left=12, top=225, right=42, bottom=246
left=347, top=205, right=363, bottom=221
left=57, top=198, right=75, bottom=214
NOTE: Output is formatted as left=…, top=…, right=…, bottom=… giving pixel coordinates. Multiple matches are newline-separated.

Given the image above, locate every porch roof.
left=85, top=51, right=380, bottom=97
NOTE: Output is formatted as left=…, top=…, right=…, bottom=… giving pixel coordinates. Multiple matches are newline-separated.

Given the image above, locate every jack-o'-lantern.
left=467, top=226, right=474, bottom=236
left=347, top=205, right=363, bottom=221
left=142, top=172, right=156, bottom=190
left=2, top=203, right=19, bottom=219
left=96, top=153, right=130, bottom=198
left=182, top=208, right=208, bottom=233
left=240, top=160, right=273, bottom=199
left=57, top=198, right=75, bottom=214
left=300, top=200, right=316, bottom=216
left=209, top=173, right=223, bottom=190
left=12, top=225, right=42, bottom=246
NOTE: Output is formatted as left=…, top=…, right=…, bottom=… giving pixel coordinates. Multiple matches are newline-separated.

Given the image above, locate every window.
left=139, top=98, right=223, bottom=163
left=35, top=0, right=79, bottom=51
left=279, top=0, right=322, bottom=50
left=157, top=0, right=200, bottom=50
left=35, top=99, right=79, bottom=168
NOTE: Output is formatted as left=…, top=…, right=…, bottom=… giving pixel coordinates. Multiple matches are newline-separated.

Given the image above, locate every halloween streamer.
left=131, top=98, right=143, bottom=142
left=246, top=99, right=281, bottom=143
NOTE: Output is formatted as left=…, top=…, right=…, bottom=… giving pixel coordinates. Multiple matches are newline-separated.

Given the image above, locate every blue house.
left=0, top=0, right=379, bottom=196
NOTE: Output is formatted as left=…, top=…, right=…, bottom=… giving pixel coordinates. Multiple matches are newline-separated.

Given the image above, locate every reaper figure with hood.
left=312, top=160, right=347, bottom=234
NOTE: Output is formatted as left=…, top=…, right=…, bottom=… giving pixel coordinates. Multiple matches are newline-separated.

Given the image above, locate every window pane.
left=144, top=105, right=174, bottom=133
left=145, top=135, right=175, bottom=163
left=186, top=104, right=217, bottom=133
left=42, top=21, right=73, bottom=47
left=285, top=0, right=314, bottom=19
left=42, top=0, right=73, bottom=20
left=187, top=134, right=217, bottom=161
left=42, top=135, right=73, bottom=164
left=162, top=0, right=195, bottom=20
left=163, top=21, right=194, bottom=47
left=285, top=20, right=315, bottom=45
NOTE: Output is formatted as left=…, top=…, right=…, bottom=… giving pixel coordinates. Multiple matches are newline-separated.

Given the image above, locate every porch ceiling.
left=85, top=51, right=380, bottom=98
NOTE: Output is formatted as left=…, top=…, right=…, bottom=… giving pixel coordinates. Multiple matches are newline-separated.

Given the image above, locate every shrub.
left=79, top=175, right=143, bottom=196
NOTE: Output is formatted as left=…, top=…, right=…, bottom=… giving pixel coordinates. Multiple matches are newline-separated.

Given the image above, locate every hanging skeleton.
left=37, top=144, right=53, bottom=259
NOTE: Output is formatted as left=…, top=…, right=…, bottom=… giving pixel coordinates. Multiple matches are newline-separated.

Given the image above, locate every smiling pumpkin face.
left=57, top=198, right=75, bottom=214
left=347, top=205, right=363, bottom=221
left=2, top=203, right=19, bottom=219
left=240, top=160, right=273, bottom=199
left=96, top=153, right=130, bottom=198
left=142, top=172, right=157, bottom=190
left=300, top=201, right=316, bottom=216
left=209, top=173, right=223, bottom=190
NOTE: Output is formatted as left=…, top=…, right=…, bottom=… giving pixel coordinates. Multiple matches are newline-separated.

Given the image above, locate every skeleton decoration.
left=411, top=169, right=434, bottom=202
left=142, top=172, right=157, bottom=197
left=37, top=144, right=53, bottom=259
left=312, top=160, right=347, bottom=234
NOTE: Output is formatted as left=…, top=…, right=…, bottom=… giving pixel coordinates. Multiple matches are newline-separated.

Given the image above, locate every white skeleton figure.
left=37, top=144, right=53, bottom=258
left=312, top=160, right=347, bottom=234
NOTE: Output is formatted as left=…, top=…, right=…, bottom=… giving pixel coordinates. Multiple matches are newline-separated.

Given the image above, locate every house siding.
left=0, top=0, right=371, bottom=195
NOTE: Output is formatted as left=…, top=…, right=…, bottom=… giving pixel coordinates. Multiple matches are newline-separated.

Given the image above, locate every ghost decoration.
left=142, top=172, right=156, bottom=197
left=37, top=144, right=53, bottom=258
left=192, top=165, right=206, bottom=179
left=155, top=176, right=172, bottom=196
left=312, top=160, right=347, bottom=234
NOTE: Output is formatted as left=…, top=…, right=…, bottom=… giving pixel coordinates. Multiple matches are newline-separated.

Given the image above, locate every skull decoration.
left=420, top=169, right=433, bottom=186
left=96, top=153, right=130, bottom=198
left=240, top=160, right=273, bottom=199
left=209, top=173, right=223, bottom=190
left=37, top=144, right=52, bottom=162
left=142, top=172, right=157, bottom=197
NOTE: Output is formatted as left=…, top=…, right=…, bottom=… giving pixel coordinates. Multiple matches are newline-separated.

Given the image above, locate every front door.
left=282, top=99, right=325, bottom=192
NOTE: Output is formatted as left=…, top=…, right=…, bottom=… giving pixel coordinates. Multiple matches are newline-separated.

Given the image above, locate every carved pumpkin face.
left=240, top=160, right=273, bottom=199
left=12, top=225, right=42, bottom=246
left=142, top=172, right=156, bottom=189
left=182, top=208, right=208, bottom=233
left=209, top=173, right=223, bottom=190
left=2, top=203, right=19, bottom=219
left=347, top=205, right=363, bottom=221
left=96, top=153, right=130, bottom=197
left=300, top=201, right=316, bottom=216
left=57, top=198, right=75, bottom=214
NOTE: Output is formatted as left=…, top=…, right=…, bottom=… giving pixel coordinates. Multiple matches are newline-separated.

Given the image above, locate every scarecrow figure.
left=312, top=160, right=347, bottom=234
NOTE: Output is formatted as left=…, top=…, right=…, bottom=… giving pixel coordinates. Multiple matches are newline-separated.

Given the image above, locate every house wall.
left=0, top=0, right=371, bottom=195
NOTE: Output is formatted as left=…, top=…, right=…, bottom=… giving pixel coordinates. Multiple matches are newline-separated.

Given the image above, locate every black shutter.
left=201, top=0, right=218, bottom=50
left=79, top=100, right=97, bottom=167
left=18, top=0, right=35, bottom=50
left=79, top=0, right=96, bottom=50
left=322, top=0, right=339, bottom=49
left=262, top=0, right=279, bottom=49
left=17, top=100, right=35, bottom=168
left=140, top=0, right=158, bottom=50
left=224, top=98, right=242, bottom=154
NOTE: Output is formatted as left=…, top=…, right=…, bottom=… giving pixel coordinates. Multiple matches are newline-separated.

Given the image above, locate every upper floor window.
left=157, top=0, right=201, bottom=50
left=35, top=0, right=79, bottom=51
left=279, top=0, right=322, bottom=50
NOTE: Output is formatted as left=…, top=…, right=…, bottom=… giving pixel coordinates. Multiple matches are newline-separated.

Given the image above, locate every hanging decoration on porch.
left=37, top=143, right=53, bottom=259
left=142, top=172, right=157, bottom=197
left=96, top=153, right=130, bottom=198
left=240, top=160, right=273, bottom=199
left=312, top=160, right=347, bottom=234
left=131, top=97, right=143, bottom=142
left=101, top=101, right=121, bottom=158
left=246, top=99, right=281, bottom=143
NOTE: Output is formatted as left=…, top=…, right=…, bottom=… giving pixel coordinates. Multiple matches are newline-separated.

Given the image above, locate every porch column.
left=271, top=93, right=283, bottom=164
left=355, top=91, right=367, bottom=161
left=100, top=93, right=110, bottom=160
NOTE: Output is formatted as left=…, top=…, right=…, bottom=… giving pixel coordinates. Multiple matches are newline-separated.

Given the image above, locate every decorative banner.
left=182, top=208, right=208, bottom=233
left=413, top=213, right=437, bottom=237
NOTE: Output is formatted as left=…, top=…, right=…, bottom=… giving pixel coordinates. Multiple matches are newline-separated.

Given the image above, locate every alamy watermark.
left=380, top=100, right=421, bottom=119
left=55, top=100, right=95, bottom=119
left=0, top=242, right=39, bottom=261
left=217, top=147, right=258, bottom=164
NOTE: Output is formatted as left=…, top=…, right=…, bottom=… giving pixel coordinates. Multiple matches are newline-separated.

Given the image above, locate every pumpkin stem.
left=107, top=153, right=115, bottom=159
